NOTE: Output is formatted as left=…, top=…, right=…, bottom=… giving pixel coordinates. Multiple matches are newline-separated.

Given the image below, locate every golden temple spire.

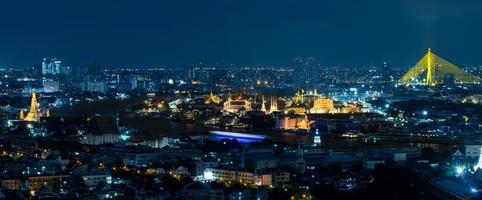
left=269, top=96, right=278, bottom=113
left=24, top=92, right=42, bottom=121
left=205, top=90, right=221, bottom=104
left=261, top=95, right=266, bottom=113
left=19, top=110, right=25, bottom=120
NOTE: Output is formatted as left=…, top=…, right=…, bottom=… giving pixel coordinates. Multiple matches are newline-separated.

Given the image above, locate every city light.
left=120, top=134, right=131, bottom=141
left=204, top=171, right=214, bottom=181
left=0, top=2, right=481, bottom=200
left=210, top=131, right=267, bottom=140
left=455, top=166, right=465, bottom=176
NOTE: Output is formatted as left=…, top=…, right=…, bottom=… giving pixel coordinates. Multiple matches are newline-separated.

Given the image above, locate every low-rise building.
left=28, top=175, right=70, bottom=191
left=0, top=179, right=22, bottom=190
left=367, top=147, right=421, bottom=163
left=203, top=168, right=272, bottom=186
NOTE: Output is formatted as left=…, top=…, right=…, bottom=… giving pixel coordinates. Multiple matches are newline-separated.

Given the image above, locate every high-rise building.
left=87, top=60, right=103, bottom=76
left=42, top=79, right=60, bottom=93
left=30, top=64, right=42, bottom=77
left=304, top=57, right=317, bottom=85
left=41, top=57, right=62, bottom=75
left=292, top=57, right=304, bottom=89
left=106, top=73, right=120, bottom=91
left=83, top=60, right=106, bottom=92
left=382, top=62, right=391, bottom=87
left=292, top=57, right=318, bottom=89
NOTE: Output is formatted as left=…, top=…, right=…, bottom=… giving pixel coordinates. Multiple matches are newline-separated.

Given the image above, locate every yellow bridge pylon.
left=399, top=48, right=480, bottom=86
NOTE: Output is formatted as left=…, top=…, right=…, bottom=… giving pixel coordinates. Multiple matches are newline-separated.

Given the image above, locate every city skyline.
left=1, top=1, right=482, bottom=68
left=2, top=1, right=482, bottom=200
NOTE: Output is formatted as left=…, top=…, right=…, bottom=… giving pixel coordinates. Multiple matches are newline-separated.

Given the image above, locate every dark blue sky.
left=0, top=0, right=481, bottom=68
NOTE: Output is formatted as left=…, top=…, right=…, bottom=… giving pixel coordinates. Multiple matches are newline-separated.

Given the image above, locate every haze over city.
left=1, top=0, right=482, bottom=67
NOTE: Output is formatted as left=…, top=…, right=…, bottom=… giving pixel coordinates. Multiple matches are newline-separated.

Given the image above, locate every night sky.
left=0, top=0, right=481, bottom=68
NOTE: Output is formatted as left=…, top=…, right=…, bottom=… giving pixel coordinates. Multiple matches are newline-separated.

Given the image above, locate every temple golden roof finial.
left=24, top=92, right=42, bottom=121
left=205, top=90, right=221, bottom=104
left=19, top=110, right=25, bottom=120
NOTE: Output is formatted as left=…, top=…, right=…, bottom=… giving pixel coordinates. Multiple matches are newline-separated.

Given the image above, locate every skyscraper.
left=382, top=61, right=391, bottom=88
left=41, top=57, right=62, bottom=75
left=87, top=60, right=103, bottom=76
left=292, top=57, right=318, bottom=90
left=292, top=57, right=304, bottom=89
left=84, top=60, right=106, bottom=92
left=305, top=57, right=317, bottom=87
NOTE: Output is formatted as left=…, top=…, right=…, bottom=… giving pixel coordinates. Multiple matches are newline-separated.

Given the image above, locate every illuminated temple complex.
left=198, top=90, right=363, bottom=131
left=201, top=91, right=258, bottom=113
left=223, top=93, right=252, bottom=113
left=276, top=90, right=363, bottom=131
left=310, top=98, right=336, bottom=113
left=287, top=89, right=361, bottom=114
left=19, top=92, right=49, bottom=122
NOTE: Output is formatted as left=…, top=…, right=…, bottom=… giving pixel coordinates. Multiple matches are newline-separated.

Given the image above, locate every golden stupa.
left=20, top=92, right=46, bottom=122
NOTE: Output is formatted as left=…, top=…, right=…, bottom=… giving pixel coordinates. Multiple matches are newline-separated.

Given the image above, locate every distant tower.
left=87, top=60, right=103, bottom=76
left=292, top=57, right=318, bottom=90
left=292, top=57, right=304, bottom=89
left=86, top=60, right=104, bottom=83
left=41, top=57, right=62, bottom=75
left=426, top=48, right=434, bottom=85
left=382, top=61, right=390, bottom=87
left=305, top=57, right=317, bottom=88
left=314, top=129, right=321, bottom=146
left=295, top=143, right=306, bottom=173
